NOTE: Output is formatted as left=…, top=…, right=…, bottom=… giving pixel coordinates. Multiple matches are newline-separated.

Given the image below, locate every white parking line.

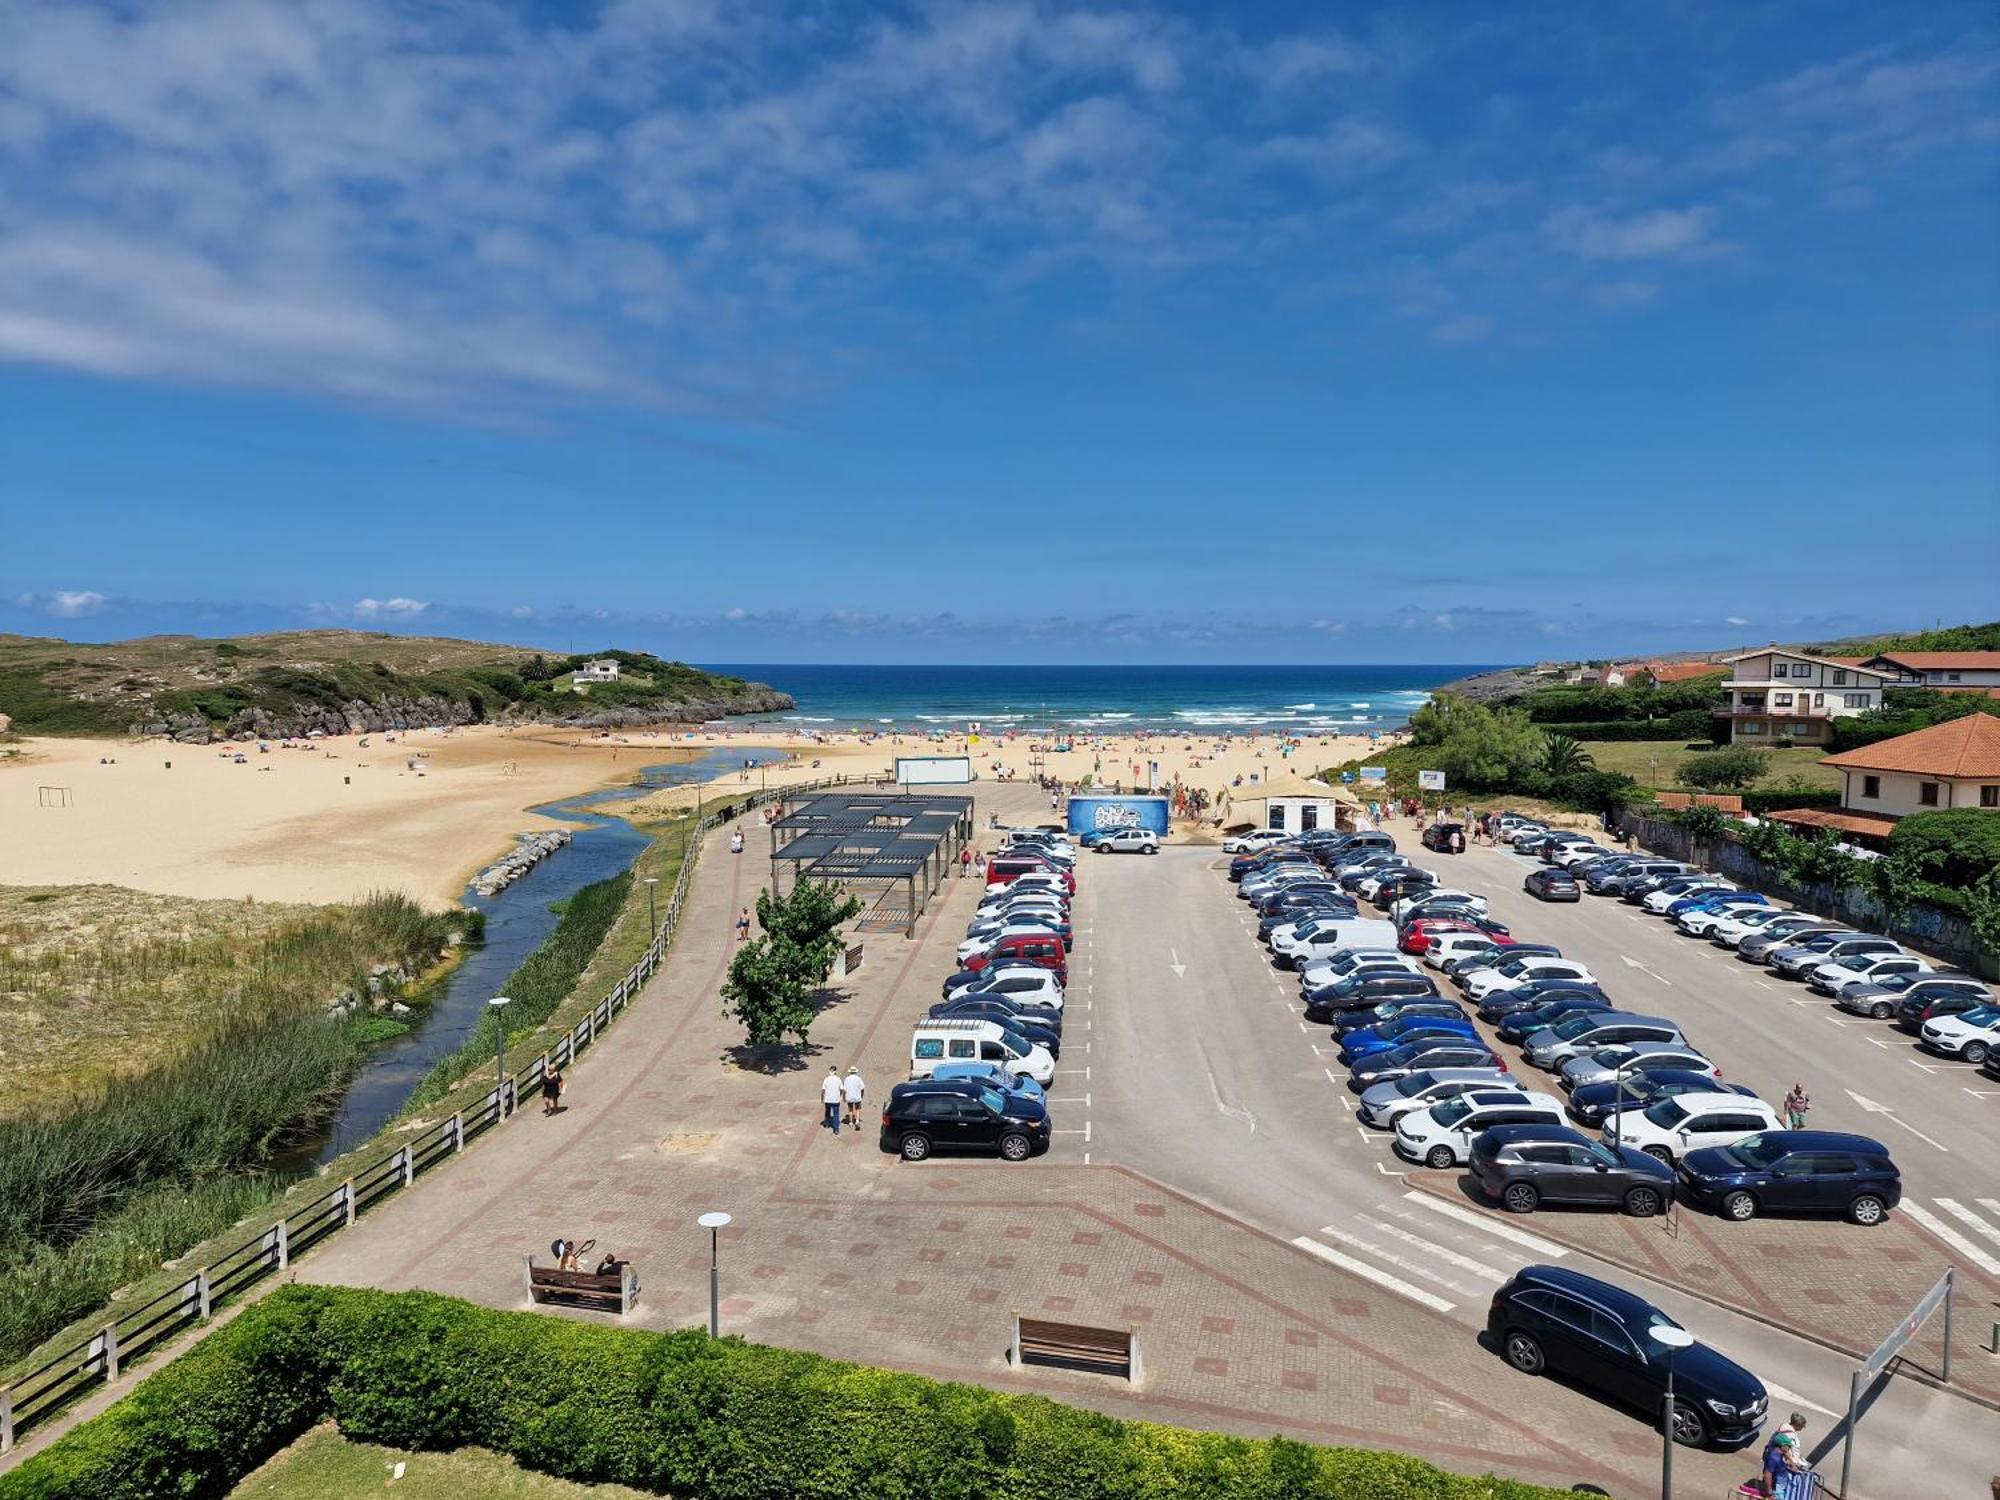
left=1933, top=1198, right=2000, bottom=1248
left=1763, top=1383, right=1841, bottom=1420
left=1374, top=1162, right=1408, bottom=1177
left=1316, top=1223, right=1489, bottom=1296
left=1358, top=1215, right=1509, bottom=1283
left=1289, top=1235, right=1456, bottom=1313
left=1402, top=1191, right=1569, bottom=1256
left=1900, top=1201, right=2000, bottom=1276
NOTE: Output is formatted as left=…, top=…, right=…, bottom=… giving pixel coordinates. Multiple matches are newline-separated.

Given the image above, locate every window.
left=1813, top=693, right=1825, bottom=708
left=1300, top=803, right=1319, bottom=830
left=1928, top=671, right=1944, bottom=682
left=1739, top=721, right=1765, bottom=735
left=948, top=1038, right=977, bottom=1059
left=1861, top=775, right=1881, bottom=799
left=1982, top=786, right=1998, bottom=809
left=1268, top=805, right=1284, bottom=830
left=1948, top=672, right=1962, bottom=682
left=915, top=1039, right=944, bottom=1060
left=1919, top=782, right=1940, bottom=807
left=1773, top=662, right=1790, bottom=678
left=1772, top=693, right=1794, bottom=707
left=1832, top=669, right=1848, bottom=685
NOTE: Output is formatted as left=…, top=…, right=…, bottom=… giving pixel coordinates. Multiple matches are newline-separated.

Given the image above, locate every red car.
left=984, top=855, right=1077, bottom=895
left=1400, top=920, right=1516, bottom=955
left=960, top=931, right=1068, bottom=985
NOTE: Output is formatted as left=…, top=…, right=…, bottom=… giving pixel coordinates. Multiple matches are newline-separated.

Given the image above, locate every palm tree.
left=1540, top=733, right=1595, bottom=777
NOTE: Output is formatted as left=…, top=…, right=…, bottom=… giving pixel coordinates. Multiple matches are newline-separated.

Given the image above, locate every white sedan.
left=1641, top=881, right=1734, bottom=914
left=1224, top=829, right=1293, bottom=854
left=1809, top=952, right=1933, bottom=998
left=1392, top=889, right=1486, bottom=923
left=1674, top=899, right=1772, bottom=938
left=1462, top=957, right=1596, bottom=1001
left=1392, top=1090, right=1566, bottom=1169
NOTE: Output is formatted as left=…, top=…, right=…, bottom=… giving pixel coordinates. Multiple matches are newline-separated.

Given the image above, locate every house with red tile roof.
left=1714, top=648, right=1894, bottom=746
left=1855, top=650, right=2000, bottom=690
left=1770, top=715, right=2000, bottom=844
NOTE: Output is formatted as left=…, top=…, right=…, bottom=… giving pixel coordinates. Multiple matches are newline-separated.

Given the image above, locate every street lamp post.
left=488, top=996, right=512, bottom=1117
left=1610, top=1055, right=1642, bottom=1147
left=697, top=1211, right=732, bottom=1337
left=644, top=876, right=659, bottom=938
left=1650, top=1323, right=1694, bottom=1500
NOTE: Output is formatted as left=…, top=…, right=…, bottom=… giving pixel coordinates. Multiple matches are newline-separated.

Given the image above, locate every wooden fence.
left=0, top=774, right=866, bottom=1453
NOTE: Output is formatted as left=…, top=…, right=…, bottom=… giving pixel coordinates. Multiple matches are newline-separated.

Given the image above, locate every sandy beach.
left=0, top=722, right=1387, bottom=909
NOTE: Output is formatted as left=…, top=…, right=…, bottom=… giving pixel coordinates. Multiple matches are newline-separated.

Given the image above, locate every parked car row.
left=883, top=827, right=1081, bottom=1163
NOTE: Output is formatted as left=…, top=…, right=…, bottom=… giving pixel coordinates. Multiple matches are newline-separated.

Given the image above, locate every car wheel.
left=1965, top=1041, right=1991, bottom=1065
left=999, top=1133, right=1032, bottom=1162
left=1869, top=1002, right=1893, bottom=1020
left=1624, top=1186, right=1664, bottom=1218
left=1849, top=1194, right=1886, bottom=1226
left=1720, top=1190, right=1757, bottom=1222
left=1502, top=1182, right=1539, bottom=1214
left=1503, top=1329, right=1546, bottom=1375
left=1424, top=1145, right=1457, bottom=1170
left=1669, top=1400, right=1709, bottom=1448
left=1145, top=843, right=1158, bottom=854
left=899, top=1134, right=932, bottom=1162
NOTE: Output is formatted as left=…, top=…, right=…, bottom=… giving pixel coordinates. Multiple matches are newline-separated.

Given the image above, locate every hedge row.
left=1739, top=788, right=1844, bottom=815
left=0, top=1286, right=1572, bottom=1500
left=1557, top=713, right=1719, bottom=742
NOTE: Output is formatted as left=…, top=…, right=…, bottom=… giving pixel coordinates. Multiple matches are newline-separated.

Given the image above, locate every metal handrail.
left=0, top=774, right=861, bottom=1453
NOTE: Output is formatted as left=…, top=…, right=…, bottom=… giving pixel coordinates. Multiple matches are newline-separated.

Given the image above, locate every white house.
left=1771, top=714, right=2000, bottom=846
left=1224, top=773, right=1359, bottom=834
left=1854, top=651, right=2000, bottom=691
left=570, top=659, right=621, bottom=689
left=1714, top=648, right=1893, bottom=746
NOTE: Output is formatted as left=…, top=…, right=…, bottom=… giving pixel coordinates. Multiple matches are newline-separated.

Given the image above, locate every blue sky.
left=0, top=0, right=1994, bottom=665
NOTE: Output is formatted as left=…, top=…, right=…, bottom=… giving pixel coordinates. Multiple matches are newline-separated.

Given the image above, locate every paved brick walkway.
left=299, top=797, right=1749, bottom=1495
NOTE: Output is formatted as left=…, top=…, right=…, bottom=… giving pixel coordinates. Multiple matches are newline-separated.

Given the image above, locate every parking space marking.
left=1289, top=1235, right=1456, bottom=1313
left=1374, top=1162, right=1408, bottom=1177
left=1402, top=1191, right=1568, bottom=1256
left=1315, top=1223, right=1488, bottom=1296
left=1358, top=1215, right=1510, bottom=1283
left=1933, top=1198, right=2000, bottom=1247
left=1900, top=1201, right=2000, bottom=1276
left=1763, top=1383, right=1841, bottom=1420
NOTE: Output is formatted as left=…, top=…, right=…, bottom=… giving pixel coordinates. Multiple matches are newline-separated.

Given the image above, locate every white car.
left=1641, top=880, right=1734, bottom=914
left=1271, top=920, right=1371, bottom=966
left=1545, top=838, right=1605, bottom=866
left=1392, top=1089, right=1566, bottom=1169
left=1918, top=1004, right=2000, bottom=1063
left=1424, top=932, right=1514, bottom=971
left=1356, top=868, right=1422, bottom=901
left=1706, top=907, right=1800, bottom=949
left=1224, top=829, right=1293, bottom=854
left=1601, top=1093, right=1784, bottom=1164
left=1674, top=899, right=1771, bottom=938
left=1462, top=957, right=1596, bottom=1001
left=1298, top=948, right=1418, bottom=992
left=957, top=969, right=1065, bottom=1011
left=954, top=920, right=1062, bottom=963
left=1356, top=1068, right=1513, bottom=1128
left=1809, top=952, right=1933, bottom=998
left=1392, top=889, right=1486, bottom=923
left=1094, top=827, right=1160, bottom=854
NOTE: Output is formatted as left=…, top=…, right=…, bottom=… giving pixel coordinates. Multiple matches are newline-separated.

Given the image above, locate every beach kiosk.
left=1066, top=793, right=1170, bottom=838
left=1221, top=773, right=1357, bottom=834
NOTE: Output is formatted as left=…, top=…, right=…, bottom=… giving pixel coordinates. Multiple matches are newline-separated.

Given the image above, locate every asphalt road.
left=1077, top=837, right=2000, bottom=1495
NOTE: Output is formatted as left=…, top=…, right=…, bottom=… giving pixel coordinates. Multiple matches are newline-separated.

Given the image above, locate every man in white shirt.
left=820, top=1067, right=844, bottom=1135
left=842, top=1066, right=866, bottom=1129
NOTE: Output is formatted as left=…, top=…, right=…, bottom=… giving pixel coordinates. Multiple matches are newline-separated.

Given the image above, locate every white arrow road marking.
left=1843, top=1089, right=1950, bottom=1152
left=1933, top=1199, right=2000, bottom=1247
left=1289, top=1236, right=1455, bottom=1313
left=1763, top=1383, right=1841, bottom=1420
left=1205, top=1069, right=1256, bottom=1133
left=1618, top=955, right=1672, bottom=985
left=1402, top=1192, right=1568, bottom=1257
left=1900, top=1202, right=2000, bottom=1276
left=1169, top=947, right=1187, bottom=979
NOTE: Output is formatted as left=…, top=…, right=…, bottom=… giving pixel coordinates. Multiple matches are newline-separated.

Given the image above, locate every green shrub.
left=1676, top=745, right=1772, bottom=791
left=3, top=1287, right=1574, bottom=1500
left=1888, top=808, right=2000, bottom=887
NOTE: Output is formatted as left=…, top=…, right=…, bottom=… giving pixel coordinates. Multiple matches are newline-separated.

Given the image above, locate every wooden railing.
left=0, top=774, right=865, bottom=1454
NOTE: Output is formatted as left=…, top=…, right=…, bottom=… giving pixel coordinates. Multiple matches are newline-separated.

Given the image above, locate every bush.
left=3, top=1286, right=1575, bottom=1500
left=1888, top=809, right=2000, bottom=887
left=1676, top=745, right=1772, bottom=791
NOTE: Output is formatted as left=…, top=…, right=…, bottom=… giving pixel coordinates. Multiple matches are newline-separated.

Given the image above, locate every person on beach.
left=821, top=1067, right=844, bottom=1135
left=843, top=1065, right=866, bottom=1128
left=1782, top=1082, right=1811, bottom=1130
left=541, top=1062, right=565, bottom=1116
left=735, top=906, right=751, bottom=941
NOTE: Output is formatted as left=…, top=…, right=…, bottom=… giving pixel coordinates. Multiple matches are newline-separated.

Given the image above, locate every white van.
left=910, top=1018, right=1056, bottom=1085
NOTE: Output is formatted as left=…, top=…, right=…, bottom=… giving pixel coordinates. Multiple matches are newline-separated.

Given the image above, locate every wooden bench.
left=524, top=1257, right=637, bottom=1315
left=1010, top=1315, right=1142, bottom=1384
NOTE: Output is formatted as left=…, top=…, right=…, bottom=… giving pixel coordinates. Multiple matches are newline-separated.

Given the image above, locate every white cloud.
left=351, top=597, right=429, bottom=618
left=723, top=607, right=748, bottom=621
left=1544, top=205, right=1718, bottom=261
left=1725, top=615, right=1750, bottom=626
left=15, top=588, right=111, bottom=617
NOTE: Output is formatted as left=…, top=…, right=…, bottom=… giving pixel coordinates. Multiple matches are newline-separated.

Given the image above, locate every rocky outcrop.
left=506, top=682, right=796, bottom=730
left=1428, top=667, right=1540, bottom=706
left=471, top=829, right=572, bottom=897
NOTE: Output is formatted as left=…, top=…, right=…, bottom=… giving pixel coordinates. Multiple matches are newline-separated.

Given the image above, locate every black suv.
left=1487, top=1265, right=1767, bottom=1448
left=1304, top=972, right=1439, bottom=1023
left=1468, top=1124, right=1675, bottom=1217
left=1893, top=984, right=1991, bottom=1034
left=879, top=1079, right=1050, bottom=1162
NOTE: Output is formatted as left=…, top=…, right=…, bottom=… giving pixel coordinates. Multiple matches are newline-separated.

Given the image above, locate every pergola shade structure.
left=767, top=792, right=975, bottom=935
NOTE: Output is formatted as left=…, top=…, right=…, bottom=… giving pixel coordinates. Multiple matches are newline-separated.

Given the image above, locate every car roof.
left=1620, top=1040, right=1710, bottom=1057
left=1479, top=1123, right=1587, bottom=1145
left=1652, top=1090, right=1769, bottom=1110
left=1507, top=1264, right=1661, bottom=1319
left=890, top=1077, right=985, bottom=1098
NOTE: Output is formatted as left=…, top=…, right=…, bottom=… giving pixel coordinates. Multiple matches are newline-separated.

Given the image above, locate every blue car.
left=930, top=1061, right=1047, bottom=1102
left=1666, top=890, right=1768, bottom=919
left=1339, top=1015, right=1480, bottom=1062
left=1677, top=1130, right=1900, bottom=1225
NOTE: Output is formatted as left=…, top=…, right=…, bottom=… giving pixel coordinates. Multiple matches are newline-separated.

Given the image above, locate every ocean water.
left=701, top=664, right=1492, bottom=736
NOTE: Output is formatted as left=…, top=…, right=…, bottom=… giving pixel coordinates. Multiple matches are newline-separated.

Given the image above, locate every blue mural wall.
left=1067, top=794, right=1171, bottom=836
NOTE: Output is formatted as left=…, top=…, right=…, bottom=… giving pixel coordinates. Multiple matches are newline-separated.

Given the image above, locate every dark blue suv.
left=1487, top=1264, right=1767, bottom=1448
left=1677, top=1130, right=1900, bottom=1224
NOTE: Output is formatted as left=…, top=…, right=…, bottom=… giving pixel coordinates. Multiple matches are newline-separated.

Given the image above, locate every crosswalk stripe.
left=1290, top=1235, right=1457, bottom=1313
left=1978, top=1198, right=2000, bottom=1217
left=1401, top=1191, right=1569, bottom=1257
left=1356, top=1215, right=1510, bottom=1283
left=1932, top=1198, right=2000, bottom=1248
left=1900, top=1201, right=2000, bottom=1277
left=1313, top=1224, right=1483, bottom=1296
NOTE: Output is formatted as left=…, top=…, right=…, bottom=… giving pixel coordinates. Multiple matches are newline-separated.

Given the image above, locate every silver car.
left=1356, top=1067, right=1512, bottom=1128
left=1556, top=1041, right=1718, bottom=1092
left=1737, top=920, right=1842, bottom=964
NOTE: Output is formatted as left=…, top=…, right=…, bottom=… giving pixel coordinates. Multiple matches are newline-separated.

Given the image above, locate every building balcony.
left=1714, top=704, right=1830, bottom=718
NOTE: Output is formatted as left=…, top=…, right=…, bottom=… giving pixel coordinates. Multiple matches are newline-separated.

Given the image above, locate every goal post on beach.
left=37, top=786, right=73, bottom=808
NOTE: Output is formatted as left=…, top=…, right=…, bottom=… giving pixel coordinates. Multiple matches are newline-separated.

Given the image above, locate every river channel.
left=294, top=745, right=790, bottom=1165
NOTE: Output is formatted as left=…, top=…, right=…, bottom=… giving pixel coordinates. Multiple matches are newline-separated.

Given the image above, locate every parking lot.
left=1078, top=829, right=2000, bottom=1492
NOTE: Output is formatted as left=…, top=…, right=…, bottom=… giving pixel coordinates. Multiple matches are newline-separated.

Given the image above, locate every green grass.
left=1573, top=739, right=1841, bottom=791
left=234, top=1425, right=656, bottom=1499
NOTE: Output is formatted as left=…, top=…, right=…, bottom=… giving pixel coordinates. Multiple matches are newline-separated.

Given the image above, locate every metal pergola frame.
left=767, top=791, right=975, bottom=936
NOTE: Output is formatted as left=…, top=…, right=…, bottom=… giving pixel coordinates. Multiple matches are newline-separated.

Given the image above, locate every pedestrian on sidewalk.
left=820, top=1067, right=844, bottom=1135
left=541, top=1062, right=565, bottom=1116
left=1782, top=1081, right=1811, bottom=1130
left=735, top=906, right=751, bottom=941
left=843, top=1065, right=866, bottom=1129
left=729, top=829, right=744, bottom=854
left=960, top=846, right=972, bottom=877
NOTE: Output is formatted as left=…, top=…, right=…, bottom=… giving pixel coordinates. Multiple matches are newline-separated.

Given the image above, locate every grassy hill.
left=0, top=631, right=791, bottom=740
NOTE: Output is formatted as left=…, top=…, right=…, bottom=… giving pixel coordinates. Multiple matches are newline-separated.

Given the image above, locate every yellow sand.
left=0, top=723, right=1391, bottom=909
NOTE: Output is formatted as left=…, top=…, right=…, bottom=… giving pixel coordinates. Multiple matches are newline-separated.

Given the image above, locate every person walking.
left=540, top=1062, right=564, bottom=1117
left=729, top=829, right=744, bottom=855
left=842, top=1065, right=866, bottom=1129
left=1782, top=1082, right=1811, bottom=1130
left=821, top=1067, right=844, bottom=1135
left=735, top=906, right=751, bottom=941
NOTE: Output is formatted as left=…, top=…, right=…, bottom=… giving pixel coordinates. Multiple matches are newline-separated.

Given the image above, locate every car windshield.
left=1394, top=1074, right=1439, bottom=1097
left=1958, top=1005, right=2000, bottom=1027
left=1724, top=1134, right=1784, bottom=1169
left=1430, top=1097, right=1483, bottom=1126
left=1644, top=1098, right=1692, bottom=1127
left=1584, top=1141, right=1624, bottom=1168
left=1552, top=1013, right=1600, bottom=1039
left=995, top=1027, right=1029, bottom=1058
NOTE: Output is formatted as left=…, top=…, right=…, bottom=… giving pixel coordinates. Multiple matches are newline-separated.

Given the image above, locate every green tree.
left=1788, top=829, right=1861, bottom=893
left=1673, top=803, right=1730, bottom=869
left=1887, top=809, right=2000, bottom=887
left=1431, top=704, right=1545, bottom=790
left=720, top=878, right=863, bottom=1049
left=756, top=879, right=864, bottom=984
left=1540, top=733, right=1595, bottom=777
left=1963, top=871, right=2000, bottom=971
left=1677, top=744, right=1772, bottom=791
left=1863, top=851, right=1930, bottom=932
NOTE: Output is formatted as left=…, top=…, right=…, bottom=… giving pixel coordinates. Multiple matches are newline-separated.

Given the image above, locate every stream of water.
left=293, top=745, right=790, bottom=1165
